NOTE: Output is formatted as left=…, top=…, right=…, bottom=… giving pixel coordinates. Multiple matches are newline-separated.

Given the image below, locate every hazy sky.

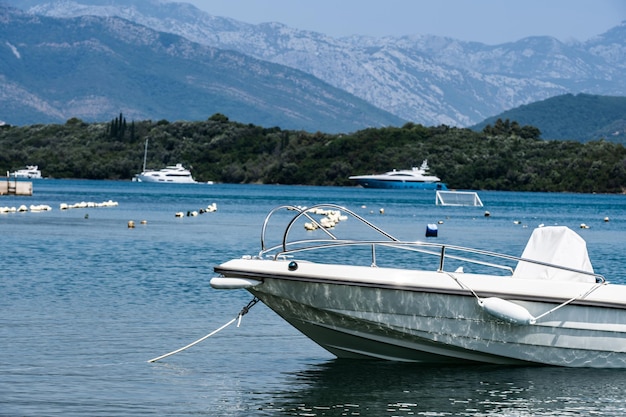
left=183, top=0, right=625, bottom=44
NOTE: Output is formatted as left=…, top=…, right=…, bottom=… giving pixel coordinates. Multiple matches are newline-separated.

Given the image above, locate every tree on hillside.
left=483, top=118, right=540, bottom=139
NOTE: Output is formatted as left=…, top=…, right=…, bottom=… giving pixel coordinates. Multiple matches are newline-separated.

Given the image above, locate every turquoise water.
left=2, top=180, right=626, bottom=416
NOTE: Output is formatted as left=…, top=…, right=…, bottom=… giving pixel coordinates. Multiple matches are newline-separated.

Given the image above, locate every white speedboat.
left=349, top=160, right=447, bottom=190
left=133, top=163, right=196, bottom=183
left=213, top=204, right=626, bottom=368
left=10, top=165, right=42, bottom=179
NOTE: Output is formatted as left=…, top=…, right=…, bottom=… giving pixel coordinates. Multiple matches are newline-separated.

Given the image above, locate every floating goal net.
left=435, top=190, right=483, bottom=207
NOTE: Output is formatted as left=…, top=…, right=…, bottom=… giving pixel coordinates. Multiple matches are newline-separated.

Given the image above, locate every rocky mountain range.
left=0, top=3, right=405, bottom=132
left=3, top=0, right=626, bottom=130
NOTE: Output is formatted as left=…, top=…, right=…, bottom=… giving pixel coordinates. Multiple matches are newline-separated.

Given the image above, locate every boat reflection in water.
left=262, top=360, right=626, bottom=416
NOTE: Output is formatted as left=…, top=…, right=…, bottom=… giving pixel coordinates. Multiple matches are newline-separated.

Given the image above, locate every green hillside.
left=472, top=94, right=626, bottom=143
left=2, top=114, right=626, bottom=194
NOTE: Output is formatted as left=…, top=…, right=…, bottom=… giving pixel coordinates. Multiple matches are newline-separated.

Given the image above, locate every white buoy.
left=320, top=217, right=335, bottom=228
left=304, top=222, right=318, bottom=231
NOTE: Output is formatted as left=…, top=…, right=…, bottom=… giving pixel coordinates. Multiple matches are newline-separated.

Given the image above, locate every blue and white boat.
left=349, top=160, right=447, bottom=190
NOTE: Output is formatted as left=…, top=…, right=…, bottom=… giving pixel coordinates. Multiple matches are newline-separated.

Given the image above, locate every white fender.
left=210, top=277, right=262, bottom=289
left=479, top=297, right=536, bottom=325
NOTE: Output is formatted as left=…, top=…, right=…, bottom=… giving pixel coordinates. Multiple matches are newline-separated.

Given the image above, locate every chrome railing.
left=258, top=204, right=606, bottom=283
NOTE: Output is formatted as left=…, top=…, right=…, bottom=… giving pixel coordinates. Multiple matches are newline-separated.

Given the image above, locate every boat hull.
left=351, top=178, right=447, bottom=190
left=252, top=284, right=528, bottom=364
left=215, top=259, right=626, bottom=368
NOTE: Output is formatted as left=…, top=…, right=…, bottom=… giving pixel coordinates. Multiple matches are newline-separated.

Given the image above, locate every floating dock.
left=1, top=176, right=33, bottom=196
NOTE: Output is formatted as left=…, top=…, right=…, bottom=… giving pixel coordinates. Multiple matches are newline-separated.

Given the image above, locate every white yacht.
left=349, top=160, right=447, bottom=190
left=134, top=164, right=196, bottom=183
left=10, top=165, right=42, bottom=179
left=133, top=140, right=196, bottom=183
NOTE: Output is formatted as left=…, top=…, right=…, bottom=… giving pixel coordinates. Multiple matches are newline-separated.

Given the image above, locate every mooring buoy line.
left=148, top=297, right=259, bottom=363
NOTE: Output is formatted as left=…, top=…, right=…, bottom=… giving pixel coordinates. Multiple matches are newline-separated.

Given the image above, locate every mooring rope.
left=531, top=282, right=605, bottom=322
left=148, top=297, right=259, bottom=363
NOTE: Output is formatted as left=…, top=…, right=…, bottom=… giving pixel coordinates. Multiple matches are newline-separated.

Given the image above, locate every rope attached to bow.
left=148, top=297, right=259, bottom=363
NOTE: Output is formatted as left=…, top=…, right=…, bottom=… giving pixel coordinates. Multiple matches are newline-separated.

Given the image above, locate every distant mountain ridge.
left=0, top=4, right=403, bottom=131
left=13, top=0, right=626, bottom=126
left=2, top=0, right=626, bottom=129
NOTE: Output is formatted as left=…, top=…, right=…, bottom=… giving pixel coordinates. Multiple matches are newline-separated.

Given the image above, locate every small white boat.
left=10, top=165, right=42, bottom=179
left=213, top=204, right=626, bottom=368
left=133, top=140, right=196, bottom=183
left=349, top=160, right=447, bottom=190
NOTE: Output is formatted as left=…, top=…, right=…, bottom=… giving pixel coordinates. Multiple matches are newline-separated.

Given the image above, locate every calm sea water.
left=2, top=180, right=626, bottom=416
